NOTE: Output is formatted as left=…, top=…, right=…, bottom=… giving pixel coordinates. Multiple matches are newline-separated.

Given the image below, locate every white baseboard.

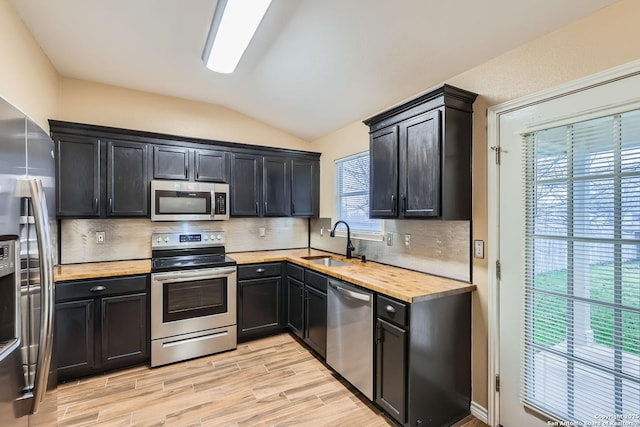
left=470, top=401, right=488, bottom=424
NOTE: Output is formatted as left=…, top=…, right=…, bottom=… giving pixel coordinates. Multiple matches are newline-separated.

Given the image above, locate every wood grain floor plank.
left=57, top=333, right=487, bottom=427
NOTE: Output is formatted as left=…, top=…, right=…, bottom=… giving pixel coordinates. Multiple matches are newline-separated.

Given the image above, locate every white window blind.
left=335, top=152, right=382, bottom=234
left=521, top=110, right=640, bottom=421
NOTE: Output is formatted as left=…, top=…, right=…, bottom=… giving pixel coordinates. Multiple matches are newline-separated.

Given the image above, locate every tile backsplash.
left=60, top=217, right=308, bottom=264
left=310, top=218, right=471, bottom=282
left=60, top=216, right=470, bottom=282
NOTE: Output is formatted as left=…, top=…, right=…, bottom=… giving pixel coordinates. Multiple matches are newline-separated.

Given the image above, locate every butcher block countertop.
left=53, top=249, right=474, bottom=303
left=230, top=248, right=475, bottom=303
left=54, top=259, right=151, bottom=282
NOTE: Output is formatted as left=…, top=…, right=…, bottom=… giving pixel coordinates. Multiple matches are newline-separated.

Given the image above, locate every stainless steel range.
left=150, top=230, right=237, bottom=367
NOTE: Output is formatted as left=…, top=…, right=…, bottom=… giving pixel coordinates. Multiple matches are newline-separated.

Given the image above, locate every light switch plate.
left=386, top=232, right=393, bottom=246
left=96, top=231, right=106, bottom=244
left=474, top=240, right=484, bottom=259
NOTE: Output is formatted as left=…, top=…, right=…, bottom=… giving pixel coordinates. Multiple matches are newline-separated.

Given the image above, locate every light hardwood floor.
left=57, top=333, right=487, bottom=427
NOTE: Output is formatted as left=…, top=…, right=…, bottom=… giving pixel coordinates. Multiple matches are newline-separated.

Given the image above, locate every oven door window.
left=156, top=190, right=211, bottom=215
left=162, top=277, right=227, bottom=322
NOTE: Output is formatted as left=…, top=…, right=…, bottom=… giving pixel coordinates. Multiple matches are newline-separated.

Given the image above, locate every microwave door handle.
left=20, top=179, right=55, bottom=414
left=211, top=188, right=218, bottom=219
left=211, top=190, right=221, bottom=218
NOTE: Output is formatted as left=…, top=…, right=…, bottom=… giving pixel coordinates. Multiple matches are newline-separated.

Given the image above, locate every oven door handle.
left=152, top=267, right=236, bottom=283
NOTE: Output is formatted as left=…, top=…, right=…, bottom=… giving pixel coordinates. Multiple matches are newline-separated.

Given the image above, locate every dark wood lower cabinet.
left=56, top=299, right=95, bottom=375
left=286, top=276, right=304, bottom=339
left=55, top=275, right=149, bottom=381
left=101, top=293, right=148, bottom=368
left=285, top=264, right=327, bottom=359
left=237, top=263, right=286, bottom=342
left=237, top=276, right=282, bottom=341
left=375, top=318, right=407, bottom=424
left=303, top=285, right=326, bottom=358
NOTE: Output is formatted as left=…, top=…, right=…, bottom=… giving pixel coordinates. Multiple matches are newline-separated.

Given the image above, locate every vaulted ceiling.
left=11, top=0, right=619, bottom=140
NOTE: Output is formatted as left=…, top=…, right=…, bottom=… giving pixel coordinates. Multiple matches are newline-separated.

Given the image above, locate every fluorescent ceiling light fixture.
left=202, top=0, right=272, bottom=74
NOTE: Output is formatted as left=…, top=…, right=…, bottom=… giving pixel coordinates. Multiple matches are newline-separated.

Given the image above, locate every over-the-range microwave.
left=151, top=180, right=229, bottom=221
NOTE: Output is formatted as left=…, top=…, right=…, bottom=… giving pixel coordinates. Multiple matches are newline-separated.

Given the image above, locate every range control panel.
left=151, top=231, right=225, bottom=250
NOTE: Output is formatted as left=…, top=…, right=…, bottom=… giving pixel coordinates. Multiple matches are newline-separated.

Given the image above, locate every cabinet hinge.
left=490, top=146, right=502, bottom=165
left=496, top=260, right=502, bottom=280
left=495, top=374, right=500, bottom=392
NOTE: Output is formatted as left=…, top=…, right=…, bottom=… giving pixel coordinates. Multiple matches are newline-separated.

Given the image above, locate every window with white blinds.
left=522, top=110, right=640, bottom=421
left=335, top=152, right=382, bottom=235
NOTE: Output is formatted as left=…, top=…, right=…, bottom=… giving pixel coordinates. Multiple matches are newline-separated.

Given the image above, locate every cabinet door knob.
left=256, top=268, right=265, bottom=273
left=385, top=305, right=396, bottom=314
left=90, top=285, right=106, bottom=292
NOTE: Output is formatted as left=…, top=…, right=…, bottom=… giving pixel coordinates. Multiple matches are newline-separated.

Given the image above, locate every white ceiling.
left=11, top=0, right=619, bottom=141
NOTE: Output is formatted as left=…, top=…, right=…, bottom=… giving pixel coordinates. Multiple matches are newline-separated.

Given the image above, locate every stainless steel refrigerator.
left=0, top=97, right=57, bottom=426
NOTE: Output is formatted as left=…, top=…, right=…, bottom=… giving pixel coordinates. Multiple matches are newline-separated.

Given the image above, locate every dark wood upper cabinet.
left=152, top=146, right=228, bottom=182
left=55, top=134, right=148, bottom=218
left=152, top=145, right=189, bottom=180
left=50, top=121, right=319, bottom=219
left=195, top=149, right=227, bottom=182
left=369, top=127, right=399, bottom=218
left=291, top=158, right=319, bottom=217
left=107, top=140, right=148, bottom=216
left=263, top=156, right=290, bottom=217
left=231, top=153, right=315, bottom=218
left=55, top=135, right=101, bottom=217
left=398, top=109, right=441, bottom=217
left=364, top=84, right=477, bottom=220
left=230, top=153, right=261, bottom=216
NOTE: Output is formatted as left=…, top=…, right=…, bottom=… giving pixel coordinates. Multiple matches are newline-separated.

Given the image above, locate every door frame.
left=486, top=59, right=640, bottom=427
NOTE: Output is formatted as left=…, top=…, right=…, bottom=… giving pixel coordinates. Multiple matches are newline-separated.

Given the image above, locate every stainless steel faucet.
left=330, top=220, right=354, bottom=259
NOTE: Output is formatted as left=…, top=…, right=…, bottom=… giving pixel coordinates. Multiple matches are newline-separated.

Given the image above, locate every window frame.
left=334, top=151, right=384, bottom=241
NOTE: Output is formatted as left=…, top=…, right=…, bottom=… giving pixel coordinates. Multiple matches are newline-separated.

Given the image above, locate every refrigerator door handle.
left=21, top=178, right=55, bottom=415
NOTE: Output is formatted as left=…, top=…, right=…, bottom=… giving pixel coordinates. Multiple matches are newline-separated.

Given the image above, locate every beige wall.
left=312, top=0, right=640, bottom=409
left=0, top=0, right=58, bottom=130
left=55, top=78, right=311, bottom=151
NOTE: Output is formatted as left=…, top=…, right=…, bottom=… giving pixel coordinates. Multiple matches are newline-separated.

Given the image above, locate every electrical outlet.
left=96, top=231, right=106, bottom=244
left=474, top=240, right=484, bottom=259
left=404, top=234, right=411, bottom=248
left=259, top=227, right=266, bottom=237
left=386, top=232, right=393, bottom=246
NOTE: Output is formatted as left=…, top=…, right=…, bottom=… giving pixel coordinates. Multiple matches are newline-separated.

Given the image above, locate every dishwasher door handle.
left=330, top=283, right=371, bottom=302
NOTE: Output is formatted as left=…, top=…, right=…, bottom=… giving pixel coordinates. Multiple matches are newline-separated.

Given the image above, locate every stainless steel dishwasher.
left=327, top=278, right=374, bottom=400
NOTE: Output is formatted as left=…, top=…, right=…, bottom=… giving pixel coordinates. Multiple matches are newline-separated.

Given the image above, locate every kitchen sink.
left=302, top=256, right=350, bottom=267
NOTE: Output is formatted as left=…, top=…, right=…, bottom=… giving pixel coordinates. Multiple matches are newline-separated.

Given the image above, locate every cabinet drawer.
left=377, top=295, right=408, bottom=327
left=286, top=263, right=304, bottom=282
left=56, top=275, right=148, bottom=302
left=238, top=263, right=282, bottom=280
left=304, top=269, right=327, bottom=293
